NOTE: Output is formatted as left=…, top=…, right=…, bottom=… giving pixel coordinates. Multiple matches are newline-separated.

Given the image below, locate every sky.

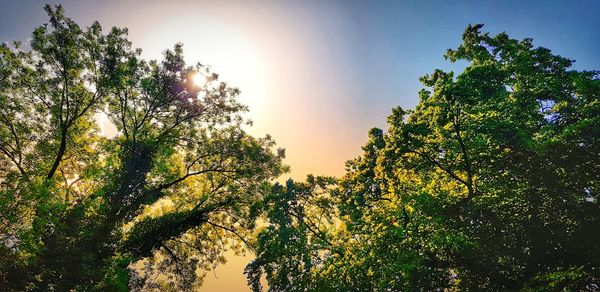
left=1, top=0, right=599, bottom=290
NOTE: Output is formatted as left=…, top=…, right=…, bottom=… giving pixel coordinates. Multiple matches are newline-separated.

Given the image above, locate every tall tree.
left=248, top=24, right=600, bottom=291
left=0, top=5, right=286, bottom=291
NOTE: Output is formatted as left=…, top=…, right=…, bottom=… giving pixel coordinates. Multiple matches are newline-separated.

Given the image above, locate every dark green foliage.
left=245, top=177, right=337, bottom=291
left=248, top=24, right=600, bottom=291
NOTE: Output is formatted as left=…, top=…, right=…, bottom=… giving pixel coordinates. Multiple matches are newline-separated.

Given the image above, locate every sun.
left=139, top=16, right=266, bottom=114
left=191, top=72, right=204, bottom=87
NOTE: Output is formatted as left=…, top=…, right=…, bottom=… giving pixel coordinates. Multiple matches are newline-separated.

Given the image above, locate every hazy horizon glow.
left=2, top=1, right=599, bottom=290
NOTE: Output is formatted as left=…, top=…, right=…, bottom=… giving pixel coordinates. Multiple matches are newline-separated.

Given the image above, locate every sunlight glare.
left=191, top=72, right=204, bottom=87
left=137, top=16, right=267, bottom=116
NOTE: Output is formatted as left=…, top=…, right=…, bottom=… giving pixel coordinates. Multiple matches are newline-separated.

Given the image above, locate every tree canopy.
left=1, top=6, right=599, bottom=292
left=0, top=5, right=285, bottom=291
left=247, top=24, right=600, bottom=291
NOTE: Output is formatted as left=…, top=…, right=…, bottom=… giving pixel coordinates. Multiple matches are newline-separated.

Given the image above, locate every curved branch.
left=205, top=220, right=256, bottom=254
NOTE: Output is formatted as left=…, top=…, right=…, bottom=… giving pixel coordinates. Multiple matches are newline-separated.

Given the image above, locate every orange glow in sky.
left=126, top=1, right=361, bottom=183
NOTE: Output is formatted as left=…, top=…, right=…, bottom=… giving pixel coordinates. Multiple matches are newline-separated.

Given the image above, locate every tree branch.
left=205, top=220, right=256, bottom=254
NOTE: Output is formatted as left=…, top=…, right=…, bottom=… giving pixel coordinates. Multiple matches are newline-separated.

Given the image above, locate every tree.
left=0, top=5, right=286, bottom=291
left=248, top=24, right=600, bottom=291
left=245, top=176, right=337, bottom=292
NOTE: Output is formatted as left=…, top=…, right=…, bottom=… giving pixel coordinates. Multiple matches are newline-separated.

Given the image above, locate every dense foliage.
left=247, top=24, right=600, bottom=291
left=0, top=5, right=286, bottom=291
